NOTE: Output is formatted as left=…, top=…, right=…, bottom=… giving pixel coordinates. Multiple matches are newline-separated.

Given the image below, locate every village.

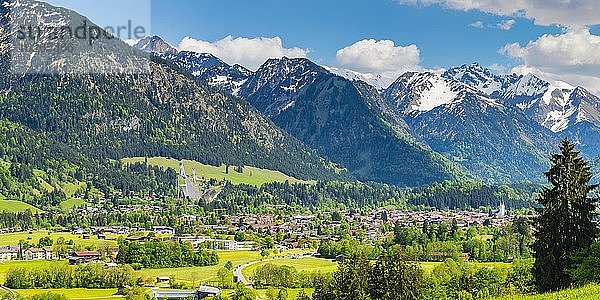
left=0, top=205, right=517, bottom=264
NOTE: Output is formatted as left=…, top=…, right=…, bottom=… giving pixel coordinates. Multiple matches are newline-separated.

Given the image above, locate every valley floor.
left=495, top=284, right=600, bottom=299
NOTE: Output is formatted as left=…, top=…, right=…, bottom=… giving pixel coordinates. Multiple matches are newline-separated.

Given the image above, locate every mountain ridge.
left=0, top=0, right=345, bottom=182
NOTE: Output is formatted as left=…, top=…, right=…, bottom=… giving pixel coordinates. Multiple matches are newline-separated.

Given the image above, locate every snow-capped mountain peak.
left=134, top=35, right=177, bottom=54
left=384, top=71, right=498, bottom=114
left=444, top=63, right=600, bottom=133
left=443, top=63, right=520, bottom=97
left=324, top=66, right=391, bottom=90
left=242, top=57, right=322, bottom=96
left=133, top=37, right=251, bottom=95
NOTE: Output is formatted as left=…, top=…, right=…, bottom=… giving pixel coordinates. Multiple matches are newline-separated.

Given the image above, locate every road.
left=0, top=286, right=17, bottom=300
left=233, top=252, right=315, bottom=288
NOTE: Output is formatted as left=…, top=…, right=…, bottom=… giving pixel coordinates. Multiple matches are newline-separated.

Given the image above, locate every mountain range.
left=135, top=36, right=600, bottom=185
left=0, top=0, right=344, bottom=185
left=0, top=0, right=598, bottom=191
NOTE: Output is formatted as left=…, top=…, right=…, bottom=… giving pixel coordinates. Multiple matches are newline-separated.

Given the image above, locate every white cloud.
left=487, top=63, right=507, bottom=75
left=501, top=28, right=600, bottom=93
left=496, top=19, right=516, bottom=30
left=334, top=39, right=422, bottom=87
left=397, top=0, right=600, bottom=26
left=335, top=39, right=420, bottom=74
left=469, top=21, right=484, bottom=28
left=469, top=19, right=515, bottom=30
left=178, top=36, right=309, bottom=71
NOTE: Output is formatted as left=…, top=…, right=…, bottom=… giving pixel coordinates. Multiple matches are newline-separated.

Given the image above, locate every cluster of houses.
left=172, top=235, right=255, bottom=251
left=0, top=245, right=53, bottom=262
left=188, top=208, right=518, bottom=244
left=81, top=225, right=176, bottom=236
left=0, top=245, right=115, bottom=265
left=1, top=206, right=519, bottom=265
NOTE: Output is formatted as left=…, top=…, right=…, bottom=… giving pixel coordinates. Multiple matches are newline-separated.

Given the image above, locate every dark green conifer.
left=533, top=139, right=598, bottom=291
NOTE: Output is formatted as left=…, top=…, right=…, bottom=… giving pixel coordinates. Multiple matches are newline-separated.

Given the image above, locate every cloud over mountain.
left=502, top=28, right=600, bottom=93
left=178, top=36, right=308, bottom=71
left=333, top=39, right=422, bottom=87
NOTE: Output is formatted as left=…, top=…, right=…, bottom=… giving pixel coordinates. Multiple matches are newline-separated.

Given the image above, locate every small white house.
left=0, top=246, right=20, bottom=262
left=153, top=226, right=175, bottom=235
left=23, top=247, right=54, bottom=260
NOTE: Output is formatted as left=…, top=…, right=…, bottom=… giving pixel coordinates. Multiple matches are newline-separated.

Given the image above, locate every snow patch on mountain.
left=445, top=63, right=600, bottom=133
left=384, top=71, right=501, bottom=115
left=324, top=66, right=391, bottom=90
left=409, top=75, right=459, bottom=112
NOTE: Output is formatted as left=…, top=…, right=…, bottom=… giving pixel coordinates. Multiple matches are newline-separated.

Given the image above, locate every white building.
left=173, top=236, right=255, bottom=251
left=0, top=246, right=20, bottom=262
left=153, top=226, right=175, bottom=235
left=23, top=247, right=53, bottom=260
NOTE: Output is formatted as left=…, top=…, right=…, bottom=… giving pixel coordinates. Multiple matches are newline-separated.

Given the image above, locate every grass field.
left=0, top=231, right=118, bottom=248
left=496, top=284, right=600, bottom=299
left=136, top=250, right=309, bottom=285
left=0, top=200, right=43, bottom=213
left=14, top=288, right=121, bottom=300
left=241, top=258, right=511, bottom=282
left=420, top=261, right=512, bottom=273
left=122, top=157, right=311, bottom=187
left=242, top=257, right=338, bottom=281
left=59, top=198, right=88, bottom=211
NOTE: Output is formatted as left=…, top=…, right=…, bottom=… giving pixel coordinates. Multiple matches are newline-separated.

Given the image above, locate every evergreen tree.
left=329, top=256, right=372, bottom=300
left=369, top=248, right=425, bottom=300
left=294, top=290, right=311, bottom=300
left=532, top=139, right=598, bottom=292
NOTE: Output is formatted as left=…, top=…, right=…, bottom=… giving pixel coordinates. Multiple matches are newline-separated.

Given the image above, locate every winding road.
left=233, top=252, right=315, bottom=288
left=0, top=286, right=17, bottom=300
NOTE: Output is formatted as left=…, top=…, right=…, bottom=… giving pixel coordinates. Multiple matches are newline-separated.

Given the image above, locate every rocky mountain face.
left=134, top=36, right=600, bottom=185
left=134, top=37, right=252, bottom=95
left=135, top=40, right=465, bottom=186
left=134, top=35, right=177, bottom=55
left=0, top=0, right=344, bottom=181
left=383, top=72, right=557, bottom=183
left=237, top=57, right=465, bottom=186
left=444, top=63, right=600, bottom=161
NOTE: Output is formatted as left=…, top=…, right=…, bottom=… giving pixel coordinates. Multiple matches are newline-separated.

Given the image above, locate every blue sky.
left=44, top=0, right=600, bottom=91
left=150, top=0, right=560, bottom=70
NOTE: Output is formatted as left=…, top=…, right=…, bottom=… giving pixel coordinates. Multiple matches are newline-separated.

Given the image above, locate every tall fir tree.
left=369, top=247, right=425, bottom=300
left=533, top=139, right=598, bottom=292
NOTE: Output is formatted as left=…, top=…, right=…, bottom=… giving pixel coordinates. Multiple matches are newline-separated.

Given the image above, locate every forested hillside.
left=0, top=0, right=345, bottom=184
left=0, top=120, right=179, bottom=209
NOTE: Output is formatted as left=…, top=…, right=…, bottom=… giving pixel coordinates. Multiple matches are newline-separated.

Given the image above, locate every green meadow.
left=0, top=260, right=67, bottom=284
left=242, top=257, right=338, bottom=281
left=59, top=198, right=89, bottom=211
left=495, top=284, right=600, bottom=299
left=122, top=157, right=312, bottom=187
left=0, top=200, right=43, bottom=213
left=135, top=250, right=308, bottom=285
left=14, top=288, right=122, bottom=300
left=0, top=231, right=118, bottom=248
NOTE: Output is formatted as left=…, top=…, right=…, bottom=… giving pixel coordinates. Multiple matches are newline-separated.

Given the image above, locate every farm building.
left=151, top=286, right=221, bottom=300
left=69, top=250, right=102, bottom=264
left=0, top=246, right=20, bottom=262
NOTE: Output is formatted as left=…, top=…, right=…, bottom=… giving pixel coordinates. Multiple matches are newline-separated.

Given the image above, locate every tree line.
left=116, top=239, right=219, bottom=269
left=5, top=263, right=135, bottom=289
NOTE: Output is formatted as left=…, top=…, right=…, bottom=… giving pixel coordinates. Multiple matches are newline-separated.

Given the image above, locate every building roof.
left=0, top=246, right=19, bottom=253
left=152, top=290, right=196, bottom=299
left=197, top=286, right=221, bottom=294
left=75, top=250, right=101, bottom=257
